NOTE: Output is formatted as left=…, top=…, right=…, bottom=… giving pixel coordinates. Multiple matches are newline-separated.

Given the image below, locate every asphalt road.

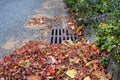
left=0, top=0, right=44, bottom=58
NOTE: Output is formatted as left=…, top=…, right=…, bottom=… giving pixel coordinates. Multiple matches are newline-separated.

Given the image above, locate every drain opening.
left=71, top=37, right=73, bottom=41
left=47, top=27, right=79, bottom=44
left=59, top=29, right=61, bottom=35
left=55, top=37, right=57, bottom=43
left=59, top=37, right=61, bottom=43
left=67, top=37, right=69, bottom=40
left=51, top=37, right=53, bottom=43
left=52, top=29, right=54, bottom=35
left=55, top=29, right=57, bottom=35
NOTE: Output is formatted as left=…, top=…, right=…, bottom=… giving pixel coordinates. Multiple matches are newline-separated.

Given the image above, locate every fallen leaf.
left=75, top=26, right=83, bottom=35
left=83, top=57, right=88, bottom=63
left=86, top=60, right=99, bottom=66
left=18, top=60, right=31, bottom=68
left=84, top=53, right=90, bottom=57
left=46, top=76, right=55, bottom=79
left=106, top=71, right=113, bottom=79
left=46, top=25, right=52, bottom=29
left=93, top=63, right=98, bottom=70
left=27, top=75, right=42, bottom=80
left=40, top=17, right=47, bottom=24
left=93, top=71, right=102, bottom=78
left=32, top=62, right=40, bottom=67
left=66, top=69, right=77, bottom=78
left=69, top=25, right=75, bottom=30
left=83, top=76, right=91, bottom=80
left=3, top=55, right=11, bottom=62
left=101, top=71, right=113, bottom=80
left=48, top=67, right=55, bottom=74
left=47, top=56, right=56, bottom=64
left=53, top=16, right=58, bottom=21
left=91, top=44, right=97, bottom=51
left=0, top=78, right=5, bottom=80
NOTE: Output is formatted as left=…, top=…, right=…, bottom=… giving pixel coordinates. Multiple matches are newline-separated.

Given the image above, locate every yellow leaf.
left=18, top=60, right=24, bottom=66
left=66, top=69, right=77, bottom=78
left=18, top=60, right=31, bottom=68
left=93, top=71, right=102, bottom=78
left=75, top=26, right=83, bottom=35
left=83, top=76, right=91, bottom=80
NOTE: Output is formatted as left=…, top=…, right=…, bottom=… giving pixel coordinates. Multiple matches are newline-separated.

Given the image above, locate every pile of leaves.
left=0, top=39, right=112, bottom=80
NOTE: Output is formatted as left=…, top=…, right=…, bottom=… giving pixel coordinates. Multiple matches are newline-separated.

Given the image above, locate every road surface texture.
left=0, top=0, right=67, bottom=59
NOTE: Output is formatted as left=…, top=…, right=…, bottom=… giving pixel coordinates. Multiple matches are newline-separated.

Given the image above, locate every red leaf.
left=91, top=44, right=97, bottom=51
left=4, top=55, right=11, bottom=62
left=48, top=67, right=55, bottom=74
left=55, top=77, right=60, bottom=80
left=84, top=53, right=89, bottom=57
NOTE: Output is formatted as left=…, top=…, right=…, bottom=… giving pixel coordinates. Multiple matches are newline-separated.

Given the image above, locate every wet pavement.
left=0, top=0, right=67, bottom=59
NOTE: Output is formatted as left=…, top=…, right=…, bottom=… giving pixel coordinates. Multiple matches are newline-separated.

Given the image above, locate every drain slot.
left=67, top=37, right=69, bottom=40
left=55, top=29, right=57, bottom=35
left=52, top=29, right=54, bottom=35
left=59, top=29, right=61, bottom=35
left=51, top=37, right=53, bottom=43
left=59, top=37, right=61, bottom=43
left=55, top=37, right=57, bottom=43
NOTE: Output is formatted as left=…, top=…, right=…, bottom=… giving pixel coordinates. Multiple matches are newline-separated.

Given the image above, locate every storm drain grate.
left=47, top=27, right=78, bottom=44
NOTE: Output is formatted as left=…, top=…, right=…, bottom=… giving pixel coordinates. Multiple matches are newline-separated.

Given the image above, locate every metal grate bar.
left=64, top=29, right=67, bottom=40
left=60, top=28, right=63, bottom=42
left=57, top=28, right=59, bottom=43
left=69, top=34, right=71, bottom=40
left=72, top=34, right=75, bottom=41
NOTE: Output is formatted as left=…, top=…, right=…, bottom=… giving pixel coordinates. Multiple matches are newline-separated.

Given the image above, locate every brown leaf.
left=100, top=71, right=113, bottom=80
left=93, top=63, right=98, bottom=70
left=86, top=59, right=100, bottom=66
left=27, top=75, right=43, bottom=80
left=74, top=26, right=83, bottom=35
left=53, top=16, right=58, bottom=21
left=93, top=71, right=102, bottom=78
left=40, top=17, right=47, bottom=24
left=106, top=71, right=113, bottom=79
left=46, top=25, right=52, bottom=29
